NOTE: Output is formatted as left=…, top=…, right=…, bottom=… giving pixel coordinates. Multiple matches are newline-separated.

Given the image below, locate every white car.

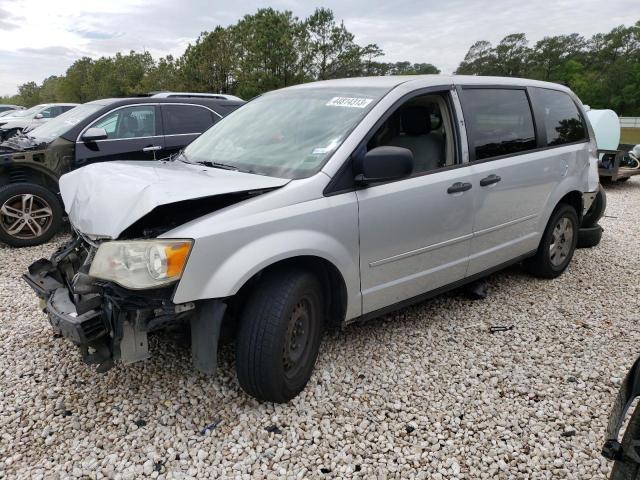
left=0, top=103, right=78, bottom=140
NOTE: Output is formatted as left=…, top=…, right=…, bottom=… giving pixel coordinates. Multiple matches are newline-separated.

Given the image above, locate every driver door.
left=75, top=105, right=164, bottom=168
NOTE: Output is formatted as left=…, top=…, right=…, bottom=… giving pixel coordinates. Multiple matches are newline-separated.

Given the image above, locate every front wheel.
left=525, top=203, right=578, bottom=279
left=235, top=267, right=324, bottom=402
left=0, top=183, right=63, bottom=247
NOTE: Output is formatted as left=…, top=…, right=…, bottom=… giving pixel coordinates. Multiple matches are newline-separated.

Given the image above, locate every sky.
left=0, top=0, right=638, bottom=96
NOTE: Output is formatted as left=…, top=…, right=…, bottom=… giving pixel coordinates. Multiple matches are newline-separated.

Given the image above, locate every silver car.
left=0, top=103, right=78, bottom=139
left=24, top=75, right=600, bottom=402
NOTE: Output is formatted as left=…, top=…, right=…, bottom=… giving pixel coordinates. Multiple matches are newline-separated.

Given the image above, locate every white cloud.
left=0, top=0, right=637, bottom=95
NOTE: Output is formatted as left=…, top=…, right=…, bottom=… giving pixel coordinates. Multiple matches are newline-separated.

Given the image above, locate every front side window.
left=91, top=106, right=156, bottom=139
left=182, top=87, right=389, bottom=179
left=162, top=105, right=214, bottom=135
left=367, top=93, right=456, bottom=174
left=462, top=88, right=536, bottom=161
left=39, top=106, right=57, bottom=118
left=531, top=88, right=587, bottom=146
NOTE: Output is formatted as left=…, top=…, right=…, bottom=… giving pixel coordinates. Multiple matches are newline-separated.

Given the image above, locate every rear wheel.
left=235, top=267, right=324, bottom=402
left=525, top=203, right=578, bottom=279
left=0, top=183, right=63, bottom=247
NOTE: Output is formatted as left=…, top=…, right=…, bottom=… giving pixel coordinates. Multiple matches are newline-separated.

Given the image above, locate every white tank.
left=586, top=109, right=620, bottom=151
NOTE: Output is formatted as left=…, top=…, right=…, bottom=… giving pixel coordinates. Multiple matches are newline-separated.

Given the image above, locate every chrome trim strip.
left=472, top=214, right=538, bottom=238
left=77, top=135, right=163, bottom=144
left=369, top=233, right=474, bottom=268
left=369, top=214, right=538, bottom=268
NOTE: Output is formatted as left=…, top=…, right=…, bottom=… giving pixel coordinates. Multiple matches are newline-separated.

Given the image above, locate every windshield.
left=28, top=104, right=102, bottom=142
left=182, top=86, right=388, bottom=179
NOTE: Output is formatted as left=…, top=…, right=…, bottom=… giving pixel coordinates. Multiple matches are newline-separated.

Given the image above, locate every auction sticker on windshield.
left=326, top=97, right=373, bottom=108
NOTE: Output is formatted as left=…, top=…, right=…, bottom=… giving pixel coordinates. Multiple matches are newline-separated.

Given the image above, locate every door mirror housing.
left=81, top=127, right=108, bottom=142
left=355, top=146, right=414, bottom=185
left=34, top=113, right=43, bottom=119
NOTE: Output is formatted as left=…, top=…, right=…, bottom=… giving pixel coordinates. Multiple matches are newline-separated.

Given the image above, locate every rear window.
left=462, top=88, right=537, bottom=161
left=531, top=88, right=587, bottom=146
left=162, top=105, right=215, bottom=135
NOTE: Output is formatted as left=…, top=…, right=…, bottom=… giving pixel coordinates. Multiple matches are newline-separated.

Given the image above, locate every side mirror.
left=355, top=146, right=414, bottom=185
left=81, top=127, right=108, bottom=142
left=34, top=113, right=43, bottom=119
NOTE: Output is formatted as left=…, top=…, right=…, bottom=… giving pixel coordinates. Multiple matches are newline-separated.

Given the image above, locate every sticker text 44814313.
left=326, top=97, right=373, bottom=108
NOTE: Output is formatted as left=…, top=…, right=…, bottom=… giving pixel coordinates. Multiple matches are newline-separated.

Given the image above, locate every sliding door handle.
left=480, top=174, right=501, bottom=187
left=447, top=182, right=472, bottom=194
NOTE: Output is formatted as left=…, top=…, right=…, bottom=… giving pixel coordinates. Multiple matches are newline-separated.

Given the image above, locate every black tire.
left=577, top=224, right=603, bottom=249
left=582, top=186, right=607, bottom=228
left=524, top=203, right=579, bottom=279
left=0, top=183, right=63, bottom=247
left=609, top=401, right=640, bottom=480
left=617, top=177, right=630, bottom=183
left=235, top=267, right=324, bottom=402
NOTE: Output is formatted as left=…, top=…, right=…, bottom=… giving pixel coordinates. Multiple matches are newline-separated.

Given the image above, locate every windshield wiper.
left=196, top=160, right=240, bottom=171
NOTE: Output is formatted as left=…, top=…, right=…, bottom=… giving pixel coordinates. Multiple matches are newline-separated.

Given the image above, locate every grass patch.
left=621, top=128, right=640, bottom=145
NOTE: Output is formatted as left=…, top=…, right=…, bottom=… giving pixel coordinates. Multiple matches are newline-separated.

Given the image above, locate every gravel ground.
left=1, top=181, right=640, bottom=480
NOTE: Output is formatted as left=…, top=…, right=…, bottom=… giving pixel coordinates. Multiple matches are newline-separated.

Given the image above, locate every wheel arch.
left=557, top=190, right=583, bottom=222
left=234, top=255, right=349, bottom=329
left=0, top=163, right=60, bottom=193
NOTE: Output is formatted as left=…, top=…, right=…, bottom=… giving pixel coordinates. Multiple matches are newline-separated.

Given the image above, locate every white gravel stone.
left=0, top=180, right=639, bottom=478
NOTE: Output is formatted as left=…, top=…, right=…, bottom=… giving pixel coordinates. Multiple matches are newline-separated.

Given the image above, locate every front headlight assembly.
left=89, top=239, right=193, bottom=289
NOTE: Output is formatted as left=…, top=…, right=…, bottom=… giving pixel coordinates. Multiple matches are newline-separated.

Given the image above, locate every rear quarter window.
left=461, top=88, right=537, bottom=161
left=530, top=88, right=587, bottom=146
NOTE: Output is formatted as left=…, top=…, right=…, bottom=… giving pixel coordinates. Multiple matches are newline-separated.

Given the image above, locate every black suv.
left=0, top=96, right=243, bottom=247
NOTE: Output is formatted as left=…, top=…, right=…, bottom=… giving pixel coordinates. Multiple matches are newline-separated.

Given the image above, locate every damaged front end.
left=23, top=234, right=223, bottom=372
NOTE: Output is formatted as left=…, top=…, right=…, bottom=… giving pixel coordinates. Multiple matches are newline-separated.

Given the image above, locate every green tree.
left=456, top=40, right=496, bottom=75
left=529, top=34, right=586, bottom=81
left=233, top=8, right=306, bottom=98
left=17, top=81, right=41, bottom=106
left=39, top=76, right=64, bottom=102
left=304, top=8, right=363, bottom=79
left=179, top=28, right=238, bottom=93
left=494, top=33, right=530, bottom=76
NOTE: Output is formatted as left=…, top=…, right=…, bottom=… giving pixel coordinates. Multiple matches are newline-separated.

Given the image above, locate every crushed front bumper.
left=23, top=236, right=198, bottom=369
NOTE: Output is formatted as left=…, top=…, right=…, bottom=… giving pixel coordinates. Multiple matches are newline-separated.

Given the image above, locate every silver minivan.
left=24, top=75, right=600, bottom=402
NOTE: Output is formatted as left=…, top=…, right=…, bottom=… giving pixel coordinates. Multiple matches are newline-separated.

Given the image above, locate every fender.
left=173, top=229, right=362, bottom=320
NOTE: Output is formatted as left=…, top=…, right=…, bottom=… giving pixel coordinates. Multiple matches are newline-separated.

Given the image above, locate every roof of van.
left=285, top=75, right=571, bottom=92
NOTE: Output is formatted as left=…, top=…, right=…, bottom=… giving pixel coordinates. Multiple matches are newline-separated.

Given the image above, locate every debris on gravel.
left=1, top=180, right=639, bottom=479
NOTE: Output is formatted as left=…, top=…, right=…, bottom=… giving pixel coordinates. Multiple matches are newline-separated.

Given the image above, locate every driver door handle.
left=480, top=174, right=501, bottom=186
left=143, top=146, right=162, bottom=152
left=447, top=182, right=472, bottom=194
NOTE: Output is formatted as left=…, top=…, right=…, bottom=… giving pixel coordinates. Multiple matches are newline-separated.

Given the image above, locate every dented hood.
left=60, top=160, right=290, bottom=238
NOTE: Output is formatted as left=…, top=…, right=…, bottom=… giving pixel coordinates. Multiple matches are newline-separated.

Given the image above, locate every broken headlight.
left=89, top=240, right=193, bottom=289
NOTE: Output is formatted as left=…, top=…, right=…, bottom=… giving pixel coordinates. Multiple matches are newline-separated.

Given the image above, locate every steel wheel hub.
left=0, top=194, right=53, bottom=239
left=549, top=216, right=573, bottom=267
left=283, top=299, right=312, bottom=375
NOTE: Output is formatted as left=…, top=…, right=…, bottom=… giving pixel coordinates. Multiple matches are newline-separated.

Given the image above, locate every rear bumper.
left=582, top=189, right=598, bottom=216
